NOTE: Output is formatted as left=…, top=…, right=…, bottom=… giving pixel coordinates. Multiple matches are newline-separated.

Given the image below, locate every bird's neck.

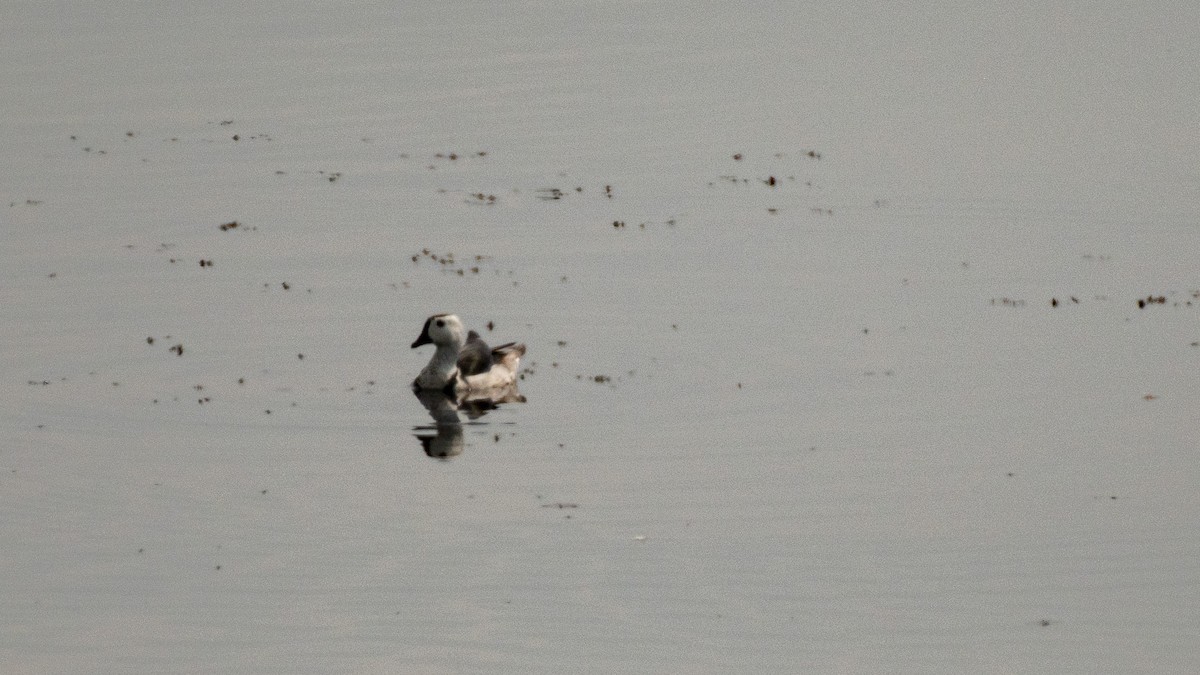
left=432, top=341, right=461, bottom=368
left=415, top=340, right=464, bottom=390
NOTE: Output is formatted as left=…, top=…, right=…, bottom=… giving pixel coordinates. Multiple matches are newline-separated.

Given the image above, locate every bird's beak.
left=411, top=331, right=432, bottom=349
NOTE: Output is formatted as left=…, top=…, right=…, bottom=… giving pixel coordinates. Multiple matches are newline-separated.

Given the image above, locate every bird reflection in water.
left=412, top=384, right=525, bottom=459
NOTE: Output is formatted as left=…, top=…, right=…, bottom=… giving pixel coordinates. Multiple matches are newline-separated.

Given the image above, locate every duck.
left=410, top=313, right=526, bottom=394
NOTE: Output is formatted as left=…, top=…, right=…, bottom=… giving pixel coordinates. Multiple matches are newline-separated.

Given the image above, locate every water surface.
left=3, top=2, right=1199, bottom=672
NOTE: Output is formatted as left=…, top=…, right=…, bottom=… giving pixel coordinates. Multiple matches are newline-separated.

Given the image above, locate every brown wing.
left=457, top=330, right=494, bottom=376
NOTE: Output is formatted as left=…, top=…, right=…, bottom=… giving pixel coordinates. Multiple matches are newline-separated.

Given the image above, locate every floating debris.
left=990, top=298, right=1025, bottom=307
left=1051, top=296, right=1082, bottom=307
left=409, top=249, right=497, bottom=276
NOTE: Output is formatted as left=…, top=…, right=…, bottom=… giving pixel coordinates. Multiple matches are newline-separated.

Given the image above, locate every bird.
left=410, top=314, right=525, bottom=394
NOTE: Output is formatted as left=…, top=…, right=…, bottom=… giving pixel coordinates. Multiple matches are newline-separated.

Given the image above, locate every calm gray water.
left=3, top=2, right=1199, bottom=672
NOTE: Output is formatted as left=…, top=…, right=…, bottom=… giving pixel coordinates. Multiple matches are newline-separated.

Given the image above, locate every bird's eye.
left=436, top=319, right=444, bottom=327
